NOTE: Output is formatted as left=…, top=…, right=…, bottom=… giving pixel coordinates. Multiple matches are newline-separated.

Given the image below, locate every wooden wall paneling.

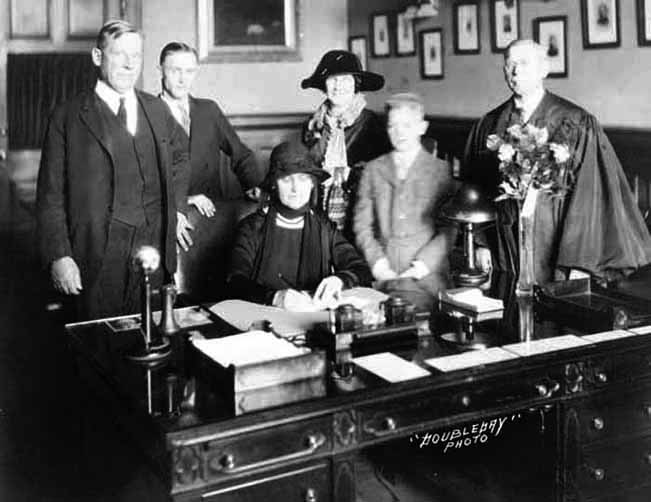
left=67, top=0, right=105, bottom=40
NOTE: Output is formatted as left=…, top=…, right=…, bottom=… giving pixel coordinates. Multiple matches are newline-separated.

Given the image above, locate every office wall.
left=349, top=0, right=651, bottom=128
left=141, top=0, right=348, bottom=114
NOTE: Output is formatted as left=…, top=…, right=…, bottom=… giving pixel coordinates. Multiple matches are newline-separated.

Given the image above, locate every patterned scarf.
left=306, top=93, right=367, bottom=229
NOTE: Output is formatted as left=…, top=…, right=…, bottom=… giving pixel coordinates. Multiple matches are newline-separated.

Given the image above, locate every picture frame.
left=453, top=1, right=480, bottom=55
left=371, top=12, right=391, bottom=58
left=348, top=36, right=368, bottom=70
left=396, top=11, right=416, bottom=56
left=636, top=0, right=651, bottom=46
left=197, top=0, right=302, bottom=62
left=490, top=0, right=520, bottom=53
left=419, top=28, right=444, bottom=80
left=533, top=16, right=568, bottom=78
left=580, top=0, right=620, bottom=49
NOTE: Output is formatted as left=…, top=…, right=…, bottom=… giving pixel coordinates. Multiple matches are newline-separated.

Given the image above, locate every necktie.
left=117, top=97, right=127, bottom=129
left=177, top=103, right=191, bottom=136
left=324, top=166, right=347, bottom=230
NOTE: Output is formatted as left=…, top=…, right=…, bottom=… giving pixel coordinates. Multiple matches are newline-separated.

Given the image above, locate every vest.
left=98, top=100, right=162, bottom=227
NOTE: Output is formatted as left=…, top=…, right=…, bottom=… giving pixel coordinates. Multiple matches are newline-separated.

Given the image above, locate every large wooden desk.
left=67, top=276, right=651, bottom=502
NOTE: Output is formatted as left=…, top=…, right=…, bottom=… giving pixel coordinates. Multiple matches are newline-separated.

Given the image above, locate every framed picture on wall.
left=533, top=16, right=568, bottom=78
left=349, top=36, right=368, bottom=70
left=490, top=0, right=520, bottom=52
left=396, top=12, right=416, bottom=56
left=371, top=12, right=391, bottom=57
left=420, top=29, right=444, bottom=79
left=636, top=0, right=651, bottom=46
left=453, top=1, right=480, bottom=54
left=581, top=0, right=620, bottom=49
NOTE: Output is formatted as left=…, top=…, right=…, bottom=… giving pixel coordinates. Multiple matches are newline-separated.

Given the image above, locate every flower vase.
left=516, top=187, right=539, bottom=296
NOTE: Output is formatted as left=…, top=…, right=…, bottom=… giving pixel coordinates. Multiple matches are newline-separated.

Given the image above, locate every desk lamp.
left=127, top=246, right=171, bottom=365
left=440, top=183, right=496, bottom=286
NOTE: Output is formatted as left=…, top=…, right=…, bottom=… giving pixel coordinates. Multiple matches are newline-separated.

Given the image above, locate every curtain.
left=8, top=53, right=96, bottom=150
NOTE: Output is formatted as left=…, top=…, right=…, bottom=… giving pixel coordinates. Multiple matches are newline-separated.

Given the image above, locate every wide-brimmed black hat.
left=301, top=50, right=384, bottom=92
left=263, top=142, right=330, bottom=189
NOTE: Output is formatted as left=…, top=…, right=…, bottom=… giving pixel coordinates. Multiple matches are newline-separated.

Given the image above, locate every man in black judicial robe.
left=463, top=39, right=651, bottom=283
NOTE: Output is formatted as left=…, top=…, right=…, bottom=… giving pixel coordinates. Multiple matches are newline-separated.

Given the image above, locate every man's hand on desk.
left=51, top=256, right=83, bottom=295
left=176, top=211, right=194, bottom=251
left=272, top=289, right=318, bottom=312
left=187, top=194, right=215, bottom=217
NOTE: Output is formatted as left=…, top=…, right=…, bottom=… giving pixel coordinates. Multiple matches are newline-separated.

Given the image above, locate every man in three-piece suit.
left=158, top=42, right=265, bottom=298
left=36, top=20, right=188, bottom=320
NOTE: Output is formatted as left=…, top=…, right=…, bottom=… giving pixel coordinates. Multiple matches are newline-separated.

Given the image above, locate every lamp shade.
left=440, top=183, right=496, bottom=224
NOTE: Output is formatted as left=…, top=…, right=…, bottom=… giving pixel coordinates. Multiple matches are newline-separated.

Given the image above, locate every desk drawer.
left=202, top=416, right=332, bottom=483
left=576, top=435, right=651, bottom=498
left=359, top=373, right=562, bottom=442
left=573, top=389, right=651, bottom=443
left=201, top=462, right=330, bottom=502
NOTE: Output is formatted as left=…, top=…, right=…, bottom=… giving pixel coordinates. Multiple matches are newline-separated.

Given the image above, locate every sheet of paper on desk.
left=631, top=325, right=651, bottom=335
left=425, top=347, right=519, bottom=372
left=353, top=352, right=430, bottom=382
left=192, top=331, right=307, bottom=367
left=209, top=300, right=330, bottom=337
left=582, top=330, right=637, bottom=343
left=502, top=334, right=590, bottom=357
left=439, top=287, right=503, bottom=313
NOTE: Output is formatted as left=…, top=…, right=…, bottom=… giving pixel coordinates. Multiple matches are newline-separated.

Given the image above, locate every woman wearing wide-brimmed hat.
left=301, top=50, right=391, bottom=243
left=226, top=141, right=372, bottom=311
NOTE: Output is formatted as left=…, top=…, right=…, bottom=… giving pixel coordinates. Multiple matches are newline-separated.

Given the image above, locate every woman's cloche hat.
left=263, top=142, right=330, bottom=189
left=301, top=50, right=385, bottom=92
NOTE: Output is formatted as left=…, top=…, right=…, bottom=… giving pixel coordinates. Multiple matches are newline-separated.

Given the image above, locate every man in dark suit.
left=36, top=20, right=188, bottom=320
left=158, top=42, right=265, bottom=298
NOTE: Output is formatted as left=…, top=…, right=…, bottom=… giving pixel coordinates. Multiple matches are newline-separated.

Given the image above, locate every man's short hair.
left=96, top=20, right=141, bottom=50
left=159, top=42, right=199, bottom=66
left=504, top=39, right=547, bottom=62
left=385, top=92, right=425, bottom=119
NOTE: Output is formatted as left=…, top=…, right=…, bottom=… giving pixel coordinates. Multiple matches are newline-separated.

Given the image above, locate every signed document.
left=425, top=347, right=519, bottom=373
left=209, top=300, right=330, bottom=337
left=631, top=325, right=651, bottom=335
left=354, top=352, right=430, bottom=382
left=502, top=334, right=589, bottom=357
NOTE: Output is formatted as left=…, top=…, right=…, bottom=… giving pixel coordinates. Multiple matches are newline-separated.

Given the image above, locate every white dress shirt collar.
left=95, top=80, right=138, bottom=135
left=513, top=88, right=545, bottom=124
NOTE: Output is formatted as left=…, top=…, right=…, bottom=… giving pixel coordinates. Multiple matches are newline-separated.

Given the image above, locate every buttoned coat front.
left=354, top=148, right=456, bottom=294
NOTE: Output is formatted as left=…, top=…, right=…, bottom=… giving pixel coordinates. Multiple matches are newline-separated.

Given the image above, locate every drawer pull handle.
left=589, top=467, right=605, bottom=481
left=535, top=380, right=560, bottom=398
left=644, top=405, right=651, bottom=418
left=645, top=453, right=651, bottom=466
left=364, top=416, right=398, bottom=437
left=595, top=372, right=608, bottom=384
left=219, top=433, right=326, bottom=475
left=305, top=488, right=317, bottom=502
left=461, top=395, right=471, bottom=407
left=591, top=417, right=605, bottom=431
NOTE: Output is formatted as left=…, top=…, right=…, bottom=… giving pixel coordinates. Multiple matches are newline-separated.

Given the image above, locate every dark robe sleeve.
left=557, top=114, right=651, bottom=277
left=226, top=215, right=277, bottom=305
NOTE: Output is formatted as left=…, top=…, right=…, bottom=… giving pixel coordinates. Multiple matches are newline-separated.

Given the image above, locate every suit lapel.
left=377, top=154, right=399, bottom=187
left=79, top=92, right=115, bottom=164
left=137, top=91, right=168, bottom=184
left=188, top=96, right=200, bottom=155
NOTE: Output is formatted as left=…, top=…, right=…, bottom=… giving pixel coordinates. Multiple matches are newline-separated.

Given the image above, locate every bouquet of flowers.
left=486, top=124, right=573, bottom=202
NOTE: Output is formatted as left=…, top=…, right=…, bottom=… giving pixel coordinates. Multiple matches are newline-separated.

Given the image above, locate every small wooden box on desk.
left=191, top=336, right=327, bottom=416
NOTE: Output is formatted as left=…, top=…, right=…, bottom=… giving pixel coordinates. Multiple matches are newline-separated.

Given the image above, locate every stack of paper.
left=425, top=347, right=518, bottom=372
left=439, top=287, right=504, bottom=313
left=192, top=330, right=307, bottom=367
left=502, top=335, right=590, bottom=357
left=353, top=352, right=430, bottom=382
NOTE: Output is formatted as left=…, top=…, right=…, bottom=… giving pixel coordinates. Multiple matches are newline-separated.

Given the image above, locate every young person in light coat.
left=354, top=93, right=457, bottom=310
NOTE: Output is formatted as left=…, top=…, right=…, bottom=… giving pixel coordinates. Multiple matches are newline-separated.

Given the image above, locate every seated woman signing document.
left=226, top=142, right=372, bottom=312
